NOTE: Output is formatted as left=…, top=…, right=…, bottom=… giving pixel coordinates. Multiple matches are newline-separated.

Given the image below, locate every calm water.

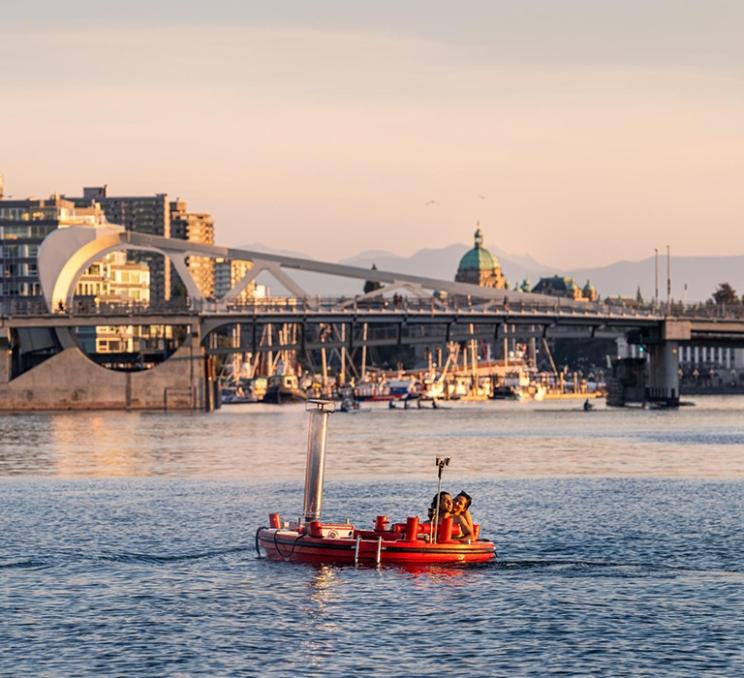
left=1, top=398, right=743, bottom=676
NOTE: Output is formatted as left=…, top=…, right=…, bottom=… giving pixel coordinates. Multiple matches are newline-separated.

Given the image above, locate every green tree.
left=363, top=264, right=383, bottom=295
left=712, top=282, right=737, bottom=305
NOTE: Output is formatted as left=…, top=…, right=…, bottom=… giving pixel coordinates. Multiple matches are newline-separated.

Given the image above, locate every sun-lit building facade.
left=214, top=258, right=256, bottom=302
left=531, top=276, right=599, bottom=302
left=0, top=195, right=105, bottom=301
left=65, top=185, right=172, bottom=302
left=170, top=199, right=215, bottom=298
left=76, top=251, right=150, bottom=306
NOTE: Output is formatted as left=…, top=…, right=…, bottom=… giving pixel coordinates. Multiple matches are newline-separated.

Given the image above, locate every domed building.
left=582, top=280, right=599, bottom=302
left=532, top=275, right=583, bottom=300
left=531, top=276, right=600, bottom=302
left=455, top=225, right=508, bottom=289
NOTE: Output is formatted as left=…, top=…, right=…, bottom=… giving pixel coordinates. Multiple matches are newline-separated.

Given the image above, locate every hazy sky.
left=2, top=1, right=743, bottom=267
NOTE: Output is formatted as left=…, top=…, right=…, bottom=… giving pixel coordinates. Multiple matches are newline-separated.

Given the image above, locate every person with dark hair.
left=427, top=491, right=453, bottom=523
left=452, top=491, right=475, bottom=542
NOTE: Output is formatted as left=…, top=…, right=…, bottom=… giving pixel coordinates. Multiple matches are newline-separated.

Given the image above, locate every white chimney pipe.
left=302, top=400, right=333, bottom=522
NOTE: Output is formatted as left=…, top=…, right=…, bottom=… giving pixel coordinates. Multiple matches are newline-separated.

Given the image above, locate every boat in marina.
left=353, top=377, right=417, bottom=402
left=387, top=378, right=417, bottom=399
left=513, top=384, right=547, bottom=401
left=256, top=401, right=496, bottom=566
left=491, top=384, right=518, bottom=399
left=353, top=381, right=392, bottom=401
left=263, top=373, right=307, bottom=404
left=221, top=377, right=267, bottom=404
left=337, top=386, right=360, bottom=412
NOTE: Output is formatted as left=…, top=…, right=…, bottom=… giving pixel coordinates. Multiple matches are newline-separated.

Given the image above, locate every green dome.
left=457, top=227, right=501, bottom=273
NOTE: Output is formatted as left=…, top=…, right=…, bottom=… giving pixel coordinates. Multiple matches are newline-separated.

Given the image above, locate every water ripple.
left=2, top=404, right=744, bottom=675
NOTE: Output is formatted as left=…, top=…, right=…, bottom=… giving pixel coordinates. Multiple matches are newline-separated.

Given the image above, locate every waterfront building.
left=65, top=186, right=172, bottom=302
left=75, top=251, right=150, bottom=306
left=214, top=258, right=256, bottom=302
left=455, top=225, right=508, bottom=289
left=0, top=194, right=105, bottom=302
left=74, top=252, right=152, bottom=353
left=0, top=192, right=157, bottom=353
left=3, top=182, right=216, bottom=308
left=532, top=275, right=598, bottom=302
left=169, top=199, right=215, bottom=298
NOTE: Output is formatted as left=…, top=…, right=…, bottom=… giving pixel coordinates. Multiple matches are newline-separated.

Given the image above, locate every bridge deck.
left=4, top=300, right=744, bottom=345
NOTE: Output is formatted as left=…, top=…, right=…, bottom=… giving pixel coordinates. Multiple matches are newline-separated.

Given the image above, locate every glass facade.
left=66, top=189, right=171, bottom=302
left=0, top=196, right=106, bottom=303
left=0, top=201, right=59, bottom=300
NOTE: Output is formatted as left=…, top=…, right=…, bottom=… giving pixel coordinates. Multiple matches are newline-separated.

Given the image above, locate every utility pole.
left=654, top=248, right=659, bottom=309
left=666, top=245, right=671, bottom=311
left=339, top=323, right=346, bottom=385
left=320, top=324, right=328, bottom=388
left=503, top=325, right=509, bottom=368
left=360, top=322, right=368, bottom=381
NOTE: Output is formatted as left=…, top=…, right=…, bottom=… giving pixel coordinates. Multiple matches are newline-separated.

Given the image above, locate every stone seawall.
left=0, top=344, right=209, bottom=411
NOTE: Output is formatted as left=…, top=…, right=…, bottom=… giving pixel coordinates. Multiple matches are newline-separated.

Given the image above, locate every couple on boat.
left=429, top=490, right=476, bottom=542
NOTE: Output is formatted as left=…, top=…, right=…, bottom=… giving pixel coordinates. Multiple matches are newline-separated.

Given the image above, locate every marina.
left=218, top=338, right=606, bottom=407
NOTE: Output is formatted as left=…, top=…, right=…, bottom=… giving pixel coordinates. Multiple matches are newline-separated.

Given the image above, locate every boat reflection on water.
left=297, top=560, right=478, bottom=586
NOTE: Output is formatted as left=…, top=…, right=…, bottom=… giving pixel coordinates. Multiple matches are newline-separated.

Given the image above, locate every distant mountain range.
left=240, top=241, right=744, bottom=303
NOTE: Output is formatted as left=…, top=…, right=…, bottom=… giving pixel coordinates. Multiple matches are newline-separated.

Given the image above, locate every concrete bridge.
left=3, top=226, right=744, bottom=410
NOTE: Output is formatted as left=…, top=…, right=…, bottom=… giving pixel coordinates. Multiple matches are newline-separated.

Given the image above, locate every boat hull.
left=263, top=387, right=308, bottom=404
left=257, top=528, right=496, bottom=565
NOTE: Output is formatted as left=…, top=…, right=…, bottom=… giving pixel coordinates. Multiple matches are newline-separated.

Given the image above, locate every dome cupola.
left=455, top=223, right=507, bottom=289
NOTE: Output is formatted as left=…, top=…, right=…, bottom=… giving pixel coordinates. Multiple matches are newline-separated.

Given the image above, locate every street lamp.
left=666, top=245, right=671, bottom=312
left=654, top=248, right=659, bottom=310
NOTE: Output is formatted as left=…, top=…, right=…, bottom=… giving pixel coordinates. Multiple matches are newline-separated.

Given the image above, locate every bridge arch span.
left=38, top=226, right=204, bottom=311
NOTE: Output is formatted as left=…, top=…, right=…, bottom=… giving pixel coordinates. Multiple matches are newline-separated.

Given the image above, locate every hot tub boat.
left=256, top=401, right=496, bottom=566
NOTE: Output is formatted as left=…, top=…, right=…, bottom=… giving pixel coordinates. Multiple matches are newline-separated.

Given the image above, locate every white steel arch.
left=38, top=226, right=205, bottom=311
left=38, top=226, right=590, bottom=313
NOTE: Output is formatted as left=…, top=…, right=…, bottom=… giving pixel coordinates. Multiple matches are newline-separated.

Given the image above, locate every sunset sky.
left=2, top=1, right=743, bottom=268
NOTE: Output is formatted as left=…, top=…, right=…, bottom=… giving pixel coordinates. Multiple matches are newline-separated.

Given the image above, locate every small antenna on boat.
left=431, top=456, right=451, bottom=544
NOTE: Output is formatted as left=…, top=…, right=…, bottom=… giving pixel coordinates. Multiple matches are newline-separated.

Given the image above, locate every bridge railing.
left=667, top=302, right=744, bottom=320
left=203, top=296, right=664, bottom=319
left=1, top=294, right=662, bottom=319
left=0, top=298, right=191, bottom=317
left=4, top=295, right=742, bottom=321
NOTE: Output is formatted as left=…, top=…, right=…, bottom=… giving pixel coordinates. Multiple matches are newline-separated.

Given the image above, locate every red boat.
left=256, top=401, right=496, bottom=566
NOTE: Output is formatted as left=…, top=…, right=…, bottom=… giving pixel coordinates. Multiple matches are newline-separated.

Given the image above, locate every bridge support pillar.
left=0, top=348, right=12, bottom=384
left=647, top=341, right=680, bottom=406
left=0, top=334, right=10, bottom=384
left=0, top=324, right=209, bottom=412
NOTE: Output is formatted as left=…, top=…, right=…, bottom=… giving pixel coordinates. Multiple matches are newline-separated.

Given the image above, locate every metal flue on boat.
left=302, top=399, right=334, bottom=522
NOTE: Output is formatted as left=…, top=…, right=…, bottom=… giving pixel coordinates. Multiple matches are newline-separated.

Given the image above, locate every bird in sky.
left=424, top=199, right=439, bottom=206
